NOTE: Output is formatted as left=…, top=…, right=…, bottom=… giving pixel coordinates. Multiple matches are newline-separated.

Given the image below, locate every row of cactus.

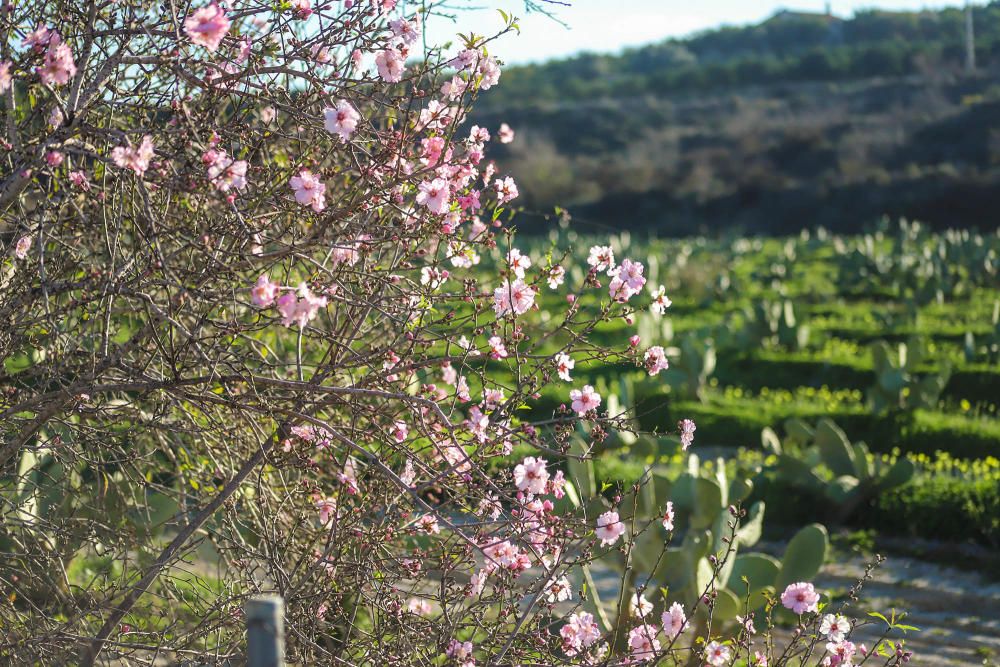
left=834, top=219, right=999, bottom=302
left=564, top=426, right=828, bottom=634
left=963, top=301, right=1000, bottom=365
left=867, top=338, right=951, bottom=414
left=762, top=417, right=916, bottom=523
left=736, top=299, right=811, bottom=352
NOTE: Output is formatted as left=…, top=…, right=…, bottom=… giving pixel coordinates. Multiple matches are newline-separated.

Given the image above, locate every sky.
left=423, top=0, right=973, bottom=64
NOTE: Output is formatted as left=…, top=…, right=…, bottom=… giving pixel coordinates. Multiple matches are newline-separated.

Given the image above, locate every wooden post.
left=246, top=595, right=285, bottom=667
left=965, top=0, right=976, bottom=72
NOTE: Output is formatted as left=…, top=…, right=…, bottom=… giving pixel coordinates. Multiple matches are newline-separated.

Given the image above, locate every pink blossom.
left=469, top=125, right=490, bottom=144
left=310, top=43, right=331, bottom=64
left=183, top=2, right=231, bottom=52
left=456, top=375, right=471, bottom=401
left=0, top=62, right=11, bottom=93
left=336, top=458, right=359, bottom=494
left=259, top=106, right=276, bottom=123
left=826, top=640, right=857, bottom=666
left=661, top=601, right=685, bottom=638
left=661, top=501, right=675, bottom=531
left=400, top=458, right=416, bottom=486
left=595, top=510, right=625, bottom=546
left=587, top=245, right=615, bottom=273
left=631, top=593, right=653, bottom=618
left=68, top=171, right=90, bottom=190
left=513, top=456, right=549, bottom=495
left=492, top=279, right=536, bottom=317
left=441, top=75, right=470, bottom=101
left=315, top=497, right=337, bottom=525
left=570, top=385, right=601, bottom=415
left=420, top=266, right=449, bottom=289
left=476, top=55, right=501, bottom=90
left=22, top=25, right=53, bottom=51
left=609, top=258, right=646, bottom=302
left=560, top=612, right=601, bottom=656
left=678, top=419, right=696, bottom=450
left=289, top=169, right=326, bottom=212
left=465, top=405, right=490, bottom=442
left=554, top=353, right=574, bottom=381
left=497, top=123, right=514, bottom=144
left=705, top=641, right=731, bottom=666
left=375, top=47, right=405, bottom=82
left=482, top=539, right=529, bottom=572
left=820, top=614, right=851, bottom=643
left=350, top=48, right=364, bottom=70
left=416, top=514, right=440, bottom=534
left=407, top=598, right=432, bottom=616
left=545, top=575, right=572, bottom=603
left=467, top=570, right=487, bottom=597
left=45, top=151, right=64, bottom=168
left=487, top=336, right=509, bottom=359
left=277, top=283, right=328, bottom=328
left=37, top=39, right=77, bottom=87
left=111, top=135, right=155, bottom=176
left=547, top=265, right=565, bottom=289
left=483, top=388, right=505, bottom=409
left=236, top=37, right=253, bottom=63
left=251, top=275, right=280, bottom=307
left=48, top=106, right=64, bottom=128
left=446, top=639, right=475, bottom=667
left=650, top=284, right=672, bottom=314
left=450, top=48, right=479, bottom=70
left=416, top=178, right=450, bottom=215
left=420, top=136, right=445, bottom=166
left=781, top=581, right=820, bottom=614
left=506, top=248, right=531, bottom=278
left=207, top=151, right=248, bottom=191
left=627, top=624, right=661, bottom=662
left=389, top=17, right=421, bottom=46
left=291, top=0, right=313, bottom=19
left=493, top=176, right=518, bottom=204
left=323, top=100, right=360, bottom=142
left=418, top=100, right=460, bottom=132
left=14, top=235, right=32, bottom=260
left=550, top=469, right=566, bottom=498
left=644, top=346, right=669, bottom=376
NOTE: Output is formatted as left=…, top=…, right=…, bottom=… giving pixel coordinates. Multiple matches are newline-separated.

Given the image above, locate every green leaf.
left=868, top=611, right=890, bottom=625
left=761, top=427, right=782, bottom=455
left=776, top=523, right=828, bottom=591
left=824, top=475, right=860, bottom=504
left=879, top=457, right=916, bottom=490
left=727, top=553, right=780, bottom=594
left=713, top=587, right=741, bottom=621
left=814, top=419, right=857, bottom=477
left=735, top=500, right=765, bottom=548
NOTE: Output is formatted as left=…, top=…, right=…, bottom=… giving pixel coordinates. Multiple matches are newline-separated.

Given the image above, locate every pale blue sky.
left=424, top=0, right=972, bottom=64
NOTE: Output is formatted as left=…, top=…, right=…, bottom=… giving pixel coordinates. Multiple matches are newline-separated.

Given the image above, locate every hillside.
left=475, top=3, right=1000, bottom=235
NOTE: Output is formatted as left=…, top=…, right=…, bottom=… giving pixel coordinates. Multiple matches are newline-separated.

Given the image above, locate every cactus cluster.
left=564, top=433, right=828, bottom=632
left=867, top=338, right=951, bottom=413
left=763, top=417, right=916, bottom=523
left=666, top=334, right=717, bottom=403
left=834, top=219, right=998, bottom=303
left=964, top=301, right=1000, bottom=365
left=737, top=299, right=811, bottom=351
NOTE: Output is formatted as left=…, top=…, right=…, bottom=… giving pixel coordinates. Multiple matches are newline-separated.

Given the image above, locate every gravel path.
left=588, top=548, right=1000, bottom=665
